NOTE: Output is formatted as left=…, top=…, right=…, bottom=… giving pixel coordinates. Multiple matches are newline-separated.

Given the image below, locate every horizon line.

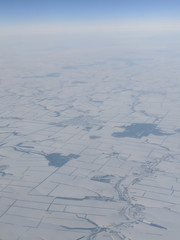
left=1, top=21, right=180, bottom=36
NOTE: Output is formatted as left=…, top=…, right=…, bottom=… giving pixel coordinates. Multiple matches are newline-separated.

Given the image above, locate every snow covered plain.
left=0, top=31, right=180, bottom=239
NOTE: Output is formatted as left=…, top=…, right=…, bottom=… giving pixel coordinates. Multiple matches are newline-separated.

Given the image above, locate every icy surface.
left=0, top=32, right=180, bottom=239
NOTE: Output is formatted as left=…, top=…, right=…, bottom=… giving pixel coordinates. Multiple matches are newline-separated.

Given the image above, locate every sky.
left=1, top=0, right=180, bottom=34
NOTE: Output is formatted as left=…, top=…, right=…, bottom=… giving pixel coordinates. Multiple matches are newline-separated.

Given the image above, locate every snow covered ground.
left=0, top=31, right=180, bottom=239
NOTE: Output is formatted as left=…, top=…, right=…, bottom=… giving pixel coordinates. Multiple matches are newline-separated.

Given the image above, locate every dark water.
left=112, top=123, right=171, bottom=139
left=45, top=153, right=80, bottom=167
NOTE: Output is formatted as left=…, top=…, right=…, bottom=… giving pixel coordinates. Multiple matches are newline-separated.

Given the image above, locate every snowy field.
left=0, top=31, right=180, bottom=239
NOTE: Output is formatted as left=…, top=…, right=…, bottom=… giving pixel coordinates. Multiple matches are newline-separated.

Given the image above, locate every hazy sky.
left=1, top=0, right=180, bottom=34
left=1, top=0, right=180, bottom=23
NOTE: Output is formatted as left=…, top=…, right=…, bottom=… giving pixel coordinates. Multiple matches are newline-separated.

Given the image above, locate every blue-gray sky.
left=1, top=0, right=180, bottom=24
left=1, top=0, right=180, bottom=34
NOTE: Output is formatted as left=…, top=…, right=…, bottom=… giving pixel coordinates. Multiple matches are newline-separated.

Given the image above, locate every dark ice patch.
left=91, top=175, right=114, bottom=183
left=112, top=123, right=171, bottom=139
left=21, top=72, right=60, bottom=79
left=0, top=143, right=6, bottom=147
left=55, top=111, right=61, bottom=117
left=0, top=165, right=8, bottom=176
left=0, top=117, right=23, bottom=120
left=97, top=126, right=103, bottom=130
left=13, top=131, right=24, bottom=136
left=88, top=97, right=104, bottom=103
left=49, top=122, right=67, bottom=128
left=45, top=153, right=80, bottom=167
left=56, top=195, right=114, bottom=202
left=50, top=115, right=102, bottom=131
left=47, top=73, right=60, bottom=77
left=72, top=81, right=86, bottom=84
left=16, top=142, right=34, bottom=149
left=0, top=124, right=9, bottom=128
left=84, top=126, right=92, bottom=131
left=150, top=223, right=167, bottom=230
left=89, top=136, right=101, bottom=139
